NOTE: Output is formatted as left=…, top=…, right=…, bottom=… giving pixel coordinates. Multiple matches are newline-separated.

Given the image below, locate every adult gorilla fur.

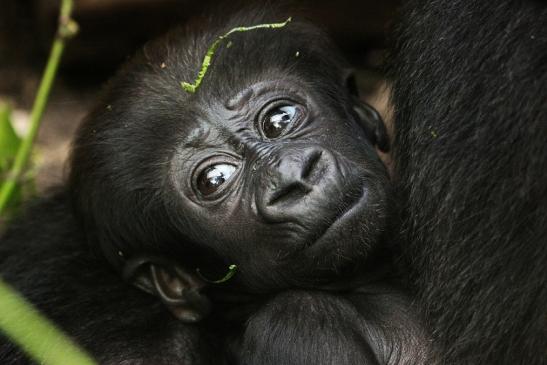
left=389, top=0, right=547, bottom=364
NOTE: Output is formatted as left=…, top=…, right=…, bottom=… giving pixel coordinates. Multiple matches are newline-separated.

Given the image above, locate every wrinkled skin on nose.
left=256, top=146, right=362, bottom=232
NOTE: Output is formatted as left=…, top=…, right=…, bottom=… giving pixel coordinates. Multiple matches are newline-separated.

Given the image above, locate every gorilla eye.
left=196, top=163, right=237, bottom=196
left=260, top=104, right=300, bottom=139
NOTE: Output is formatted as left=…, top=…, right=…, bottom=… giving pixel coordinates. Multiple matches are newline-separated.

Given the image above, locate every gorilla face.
left=70, top=15, right=389, bottom=292
left=169, top=78, right=389, bottom=290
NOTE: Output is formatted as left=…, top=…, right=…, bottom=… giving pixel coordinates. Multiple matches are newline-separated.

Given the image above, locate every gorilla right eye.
left=196, top=163, right=237, bottom=196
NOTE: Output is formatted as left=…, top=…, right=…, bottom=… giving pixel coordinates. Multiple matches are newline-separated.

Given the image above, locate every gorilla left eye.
left=196, top=163, right=237, bottom=196
left=260, top=104, right=301, bottom=139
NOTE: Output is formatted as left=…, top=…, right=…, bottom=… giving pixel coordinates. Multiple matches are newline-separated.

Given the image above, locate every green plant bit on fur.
left=181, top=17, right=292, bottom=93
left=196, top=264, right=238, bottom=284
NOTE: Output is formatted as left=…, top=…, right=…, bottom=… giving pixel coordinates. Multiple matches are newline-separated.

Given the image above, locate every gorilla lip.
left=309, top=187, right=369, bottom=250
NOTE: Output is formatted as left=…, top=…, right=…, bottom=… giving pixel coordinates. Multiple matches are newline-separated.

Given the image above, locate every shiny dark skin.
left=0, top=11, right=426, bottom=365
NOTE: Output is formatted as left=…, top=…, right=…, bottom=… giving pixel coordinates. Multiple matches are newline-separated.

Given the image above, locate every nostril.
left=267, top=181, right=312, bottom=206
left=301, top=150, right=323, bottom=180
left=262, top=148, right=327, bottom=210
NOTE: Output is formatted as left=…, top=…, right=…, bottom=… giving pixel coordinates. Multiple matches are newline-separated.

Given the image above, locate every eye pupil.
left=197, top=164, right=236, bottom=196
left=262, top=105, right=297, bottom=138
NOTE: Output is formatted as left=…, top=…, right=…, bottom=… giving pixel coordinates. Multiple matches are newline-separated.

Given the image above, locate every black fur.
left=0, top=193, right=225, bottom=364
left=389, top=0, right=547, bottom=363
left=1, top=9, right=425, bottom=365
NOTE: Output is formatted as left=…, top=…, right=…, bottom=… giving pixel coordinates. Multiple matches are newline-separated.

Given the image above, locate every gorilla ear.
left=353, top=101, right=390, bottom=153
left=344, top=71, right=390, bottom=152
left=123, top=256, right=211, bottom=323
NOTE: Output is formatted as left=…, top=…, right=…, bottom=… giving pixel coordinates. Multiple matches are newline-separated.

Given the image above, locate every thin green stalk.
left=0, top=0, right=78, bottom=215
left=59, top=0, right=74, bottom=19
left=0, top=279, right=96, bottom=365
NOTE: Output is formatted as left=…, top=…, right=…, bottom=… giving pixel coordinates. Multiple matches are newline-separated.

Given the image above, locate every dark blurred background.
left=0, top=0, right=399, bottom=190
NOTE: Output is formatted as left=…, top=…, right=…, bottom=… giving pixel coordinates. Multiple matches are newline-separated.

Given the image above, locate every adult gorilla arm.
left=389, top=1, right=547, bottom=363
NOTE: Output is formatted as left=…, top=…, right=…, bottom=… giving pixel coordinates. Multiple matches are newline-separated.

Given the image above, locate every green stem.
left=60, top=0, right=74, bottom=18
left=0, top=279, right=96, bottom=365
left=0, top=0, right=78, bottom=215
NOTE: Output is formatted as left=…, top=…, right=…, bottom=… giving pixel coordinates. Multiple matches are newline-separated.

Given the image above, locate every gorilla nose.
left=266, top=149, right=321, bottom=205
left=257, top=147, right=333, bottom=222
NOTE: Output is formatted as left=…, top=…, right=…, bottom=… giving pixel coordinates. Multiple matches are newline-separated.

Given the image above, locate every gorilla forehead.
left=105, top=16, right=349, bottom=122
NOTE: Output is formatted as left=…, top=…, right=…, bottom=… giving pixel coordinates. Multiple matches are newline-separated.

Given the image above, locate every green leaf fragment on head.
left=181, top=17, right=292, bottom=94
left=181, top=82, right=196, bottom=93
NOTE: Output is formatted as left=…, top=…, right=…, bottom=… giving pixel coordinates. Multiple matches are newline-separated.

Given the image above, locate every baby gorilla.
left=0, top=10, right=426, bottom=365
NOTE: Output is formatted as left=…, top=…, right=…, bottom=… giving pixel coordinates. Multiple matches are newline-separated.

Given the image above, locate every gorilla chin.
left=237, top=168, right=389, bottom=293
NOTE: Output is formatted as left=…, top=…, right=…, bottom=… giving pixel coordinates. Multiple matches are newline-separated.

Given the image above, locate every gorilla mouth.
left=309, top=187, right=369, bottom=249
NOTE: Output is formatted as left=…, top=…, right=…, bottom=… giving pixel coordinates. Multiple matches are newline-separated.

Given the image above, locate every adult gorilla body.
left=0, top=11, right=425, bottom=365
left=390, top=0, right=547, bottom=363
